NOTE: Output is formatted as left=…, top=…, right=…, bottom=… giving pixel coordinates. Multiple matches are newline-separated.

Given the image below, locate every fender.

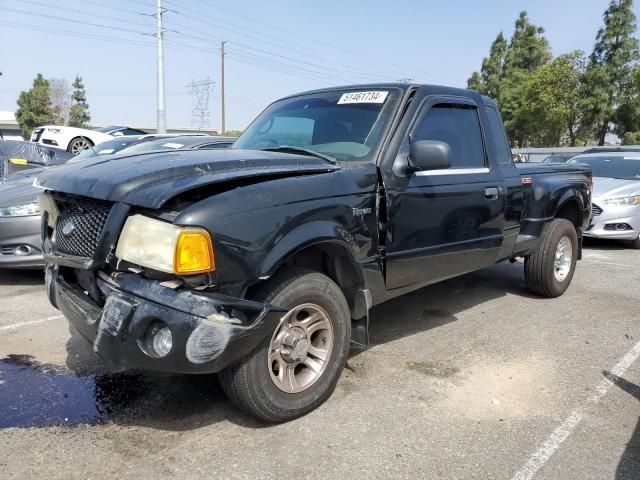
left=259, top=220, right=361, bottom=279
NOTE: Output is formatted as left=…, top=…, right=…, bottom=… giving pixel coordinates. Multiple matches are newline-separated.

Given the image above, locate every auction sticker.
left=338, top=91, right=388, bottom=104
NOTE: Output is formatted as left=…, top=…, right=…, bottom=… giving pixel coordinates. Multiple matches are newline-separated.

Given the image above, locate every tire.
left=629, top=235, right=640, bottom=249
left=524, top=219, right=578, bottom=298
left=218, top=269, right=351, bottom=423
left=67, top=137, right=93, bottom=154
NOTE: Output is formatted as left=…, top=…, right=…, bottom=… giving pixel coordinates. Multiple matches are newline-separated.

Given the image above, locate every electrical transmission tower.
left=186, top=78, right=215, bottom=130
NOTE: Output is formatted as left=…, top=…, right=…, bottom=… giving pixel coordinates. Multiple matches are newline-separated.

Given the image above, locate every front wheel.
left=68, top=137, right=93, bottom=154
left=524, top=219, right=578, bottom=298
left=629, top=234, right=640, bottom=249
left=218, top=269, right=351, bottom=422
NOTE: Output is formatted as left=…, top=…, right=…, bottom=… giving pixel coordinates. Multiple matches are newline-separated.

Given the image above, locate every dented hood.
left=36, top=149, right=340, bottom=208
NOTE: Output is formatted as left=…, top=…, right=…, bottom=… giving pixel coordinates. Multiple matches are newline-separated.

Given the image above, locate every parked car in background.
left=0, top=139, right=73, bottom=177
left=120, top=135, right=237, bottom=154
left=570, top=152, right=640, bottom=248
left=542, top=154, right=577, bottom=163
left=0, top=135, right=235, bottom=269
left=30, top=125, right=147, bottom=154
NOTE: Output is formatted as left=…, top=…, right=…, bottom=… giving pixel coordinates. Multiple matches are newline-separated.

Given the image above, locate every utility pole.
left=220, top=40, right=226, bottom=135
left=156, top=0, right=167, bottom=133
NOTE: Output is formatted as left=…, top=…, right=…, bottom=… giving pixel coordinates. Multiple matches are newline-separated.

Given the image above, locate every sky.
left=1, top=0, right=639, bottom=131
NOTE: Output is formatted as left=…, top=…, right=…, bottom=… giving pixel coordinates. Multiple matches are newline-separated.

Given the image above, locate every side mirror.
left=112, top=131, right=123, bottom=137
left=409, top=140, right=452, bottom=172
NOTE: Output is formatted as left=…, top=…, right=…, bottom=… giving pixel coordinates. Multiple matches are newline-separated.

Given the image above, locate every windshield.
left=94, top=126, right=120, bottom=133
left=570, top=155, right=640, bottom=180
left=123, top=136, right=206, bottom=154
left=69, top=137, right=143, bottom=162
left=232, top=88, right=401, bottom=162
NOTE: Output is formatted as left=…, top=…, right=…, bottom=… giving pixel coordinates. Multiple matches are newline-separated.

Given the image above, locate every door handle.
left=485, top=187, right=500, bottom=199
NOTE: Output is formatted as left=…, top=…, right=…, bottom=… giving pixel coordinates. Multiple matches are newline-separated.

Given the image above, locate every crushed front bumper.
left=46, top=266, right=285, bottom=374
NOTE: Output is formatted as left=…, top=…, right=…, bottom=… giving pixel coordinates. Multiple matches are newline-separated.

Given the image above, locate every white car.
left=30, top=125, right=148, bottom=154
left=569, top=152, right=640, bottom=248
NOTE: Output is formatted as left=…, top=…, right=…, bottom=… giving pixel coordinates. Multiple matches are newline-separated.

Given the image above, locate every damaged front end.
left=46, top=266, right=284, bottom=373
left=40, top=191, right=285, bottom=374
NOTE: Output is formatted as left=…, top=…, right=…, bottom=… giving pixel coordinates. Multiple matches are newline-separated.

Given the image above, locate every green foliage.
left=621, top=130, right=640, bottom=143
left=467, top=32, right=508, bottom=99
left=68, top=75, right=90, bottom=128
left=15, top=73, right=53, bottom=139
left=469, top=3, right=640, bottom=147
left=521, top=52, right=586, bottom=146
left=582, top=0, right=639, bottom=144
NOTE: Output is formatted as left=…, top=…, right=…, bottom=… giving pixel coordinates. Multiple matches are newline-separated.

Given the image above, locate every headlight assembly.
left=115, top=215, right=215, bottom=275
left=602, top=195, right=640, bottom=206
left=46, top=127, right=63, bottom=134
left=0, top=202, right=41, bottom=217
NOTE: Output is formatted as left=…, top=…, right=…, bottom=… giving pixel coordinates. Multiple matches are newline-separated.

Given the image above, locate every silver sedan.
left=570, top=153, right=640, bottom=248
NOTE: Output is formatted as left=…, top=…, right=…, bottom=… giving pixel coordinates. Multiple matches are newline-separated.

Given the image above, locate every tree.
left=68, top=75, right=90, bottom=127
left=467, top=32, right=508, bottom=99
left=15, top=73, right=53, bottom=138
left=521, top=52, right=587, bottom=146
left=583, top=0, right=639, bottom=145
left=499, top=12, right=552, bottom=146
left=49, top=78, right=71, bottom=125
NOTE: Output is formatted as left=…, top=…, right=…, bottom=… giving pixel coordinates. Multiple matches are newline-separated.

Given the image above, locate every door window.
left=412, top=104, right=486, bottom=169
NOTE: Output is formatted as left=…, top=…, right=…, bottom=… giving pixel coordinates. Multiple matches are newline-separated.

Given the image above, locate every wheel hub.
left=279, top=327, right=309, bottom=363
left=268, top=303, right=334, bottom=394
left=553, top=236, right=573, bottom=282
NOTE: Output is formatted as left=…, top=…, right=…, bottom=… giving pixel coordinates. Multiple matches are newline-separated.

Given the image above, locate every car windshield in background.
left=123, top=136, right=209, bottom=154
left=94, top=126, right=121, bottom=133
left=68, top=136, right=143, bottom=162
left=570, top=155, right=640, bottom=180
left=232, top=88, right=402, bottom=162
left=543, top=154, right=575, bottom=163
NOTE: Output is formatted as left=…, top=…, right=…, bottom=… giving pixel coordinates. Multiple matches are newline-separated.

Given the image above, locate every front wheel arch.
left=67, top=136, right=94, bottom=153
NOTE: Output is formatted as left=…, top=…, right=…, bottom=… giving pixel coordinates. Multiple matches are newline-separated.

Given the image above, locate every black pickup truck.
left=36, top=84, right=591, bottom=422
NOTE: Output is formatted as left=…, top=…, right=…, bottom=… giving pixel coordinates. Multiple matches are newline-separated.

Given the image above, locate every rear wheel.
left=218, top=269, right=351, bottom=422
left=68, top=137, right=93, bottom=154
left=525, top=219, right=578, bottom=297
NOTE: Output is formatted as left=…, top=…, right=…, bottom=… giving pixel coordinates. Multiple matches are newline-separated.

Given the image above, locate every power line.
left=20, top=0, right=151, bottom=28
left=162, top=3, right=390, bottom=82
left=192, top=0, right=461, bottom=84
left=3, top=6, right=154, bottom=36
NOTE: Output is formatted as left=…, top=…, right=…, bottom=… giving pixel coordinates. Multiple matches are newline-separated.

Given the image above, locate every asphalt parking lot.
left=0, top=239, right=638, bottom=480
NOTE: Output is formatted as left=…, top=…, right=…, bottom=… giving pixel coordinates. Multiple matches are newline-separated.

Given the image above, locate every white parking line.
left=582, top=258, right=636, bottom=269
left=511, top=339, right=640, bottom=480
left=0, top=315, right=64, bottom=332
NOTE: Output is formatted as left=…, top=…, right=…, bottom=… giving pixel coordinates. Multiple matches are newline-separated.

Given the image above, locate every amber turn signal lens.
left=173, top=229, right=215, bottom=275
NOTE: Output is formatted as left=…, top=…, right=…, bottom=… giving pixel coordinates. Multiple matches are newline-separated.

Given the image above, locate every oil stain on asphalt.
left=0, top=354, right=230, bottom=429
left=0, top=354, right=148, bottom=429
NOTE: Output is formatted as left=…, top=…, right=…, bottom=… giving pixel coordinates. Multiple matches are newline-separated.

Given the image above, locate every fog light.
left=152, top=327, right=173, bottom=357
left=14, top=245, right=32, bottom=256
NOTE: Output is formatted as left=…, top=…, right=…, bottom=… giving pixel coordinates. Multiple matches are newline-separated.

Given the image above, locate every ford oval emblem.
left=62, top=221, right=76, bottom=236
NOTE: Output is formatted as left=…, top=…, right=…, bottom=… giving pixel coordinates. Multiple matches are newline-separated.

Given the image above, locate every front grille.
left=592, top=204, right=603, bottom=216
left=53, top=196, right=112, bottom=258
left=0, top=246, right=14, bottom=255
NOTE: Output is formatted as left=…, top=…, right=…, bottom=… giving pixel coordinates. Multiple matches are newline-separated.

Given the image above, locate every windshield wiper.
left=260, top=145, right=337, bottom=164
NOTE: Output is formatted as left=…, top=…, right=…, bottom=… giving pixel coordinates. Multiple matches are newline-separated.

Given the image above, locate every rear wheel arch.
left=555, top=199, right=582, bottom=229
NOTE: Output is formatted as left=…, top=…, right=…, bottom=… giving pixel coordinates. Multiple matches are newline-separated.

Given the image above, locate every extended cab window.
left=413, top=104, right=486, bottom=169
left=485, top=105, right=513, bottom=164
